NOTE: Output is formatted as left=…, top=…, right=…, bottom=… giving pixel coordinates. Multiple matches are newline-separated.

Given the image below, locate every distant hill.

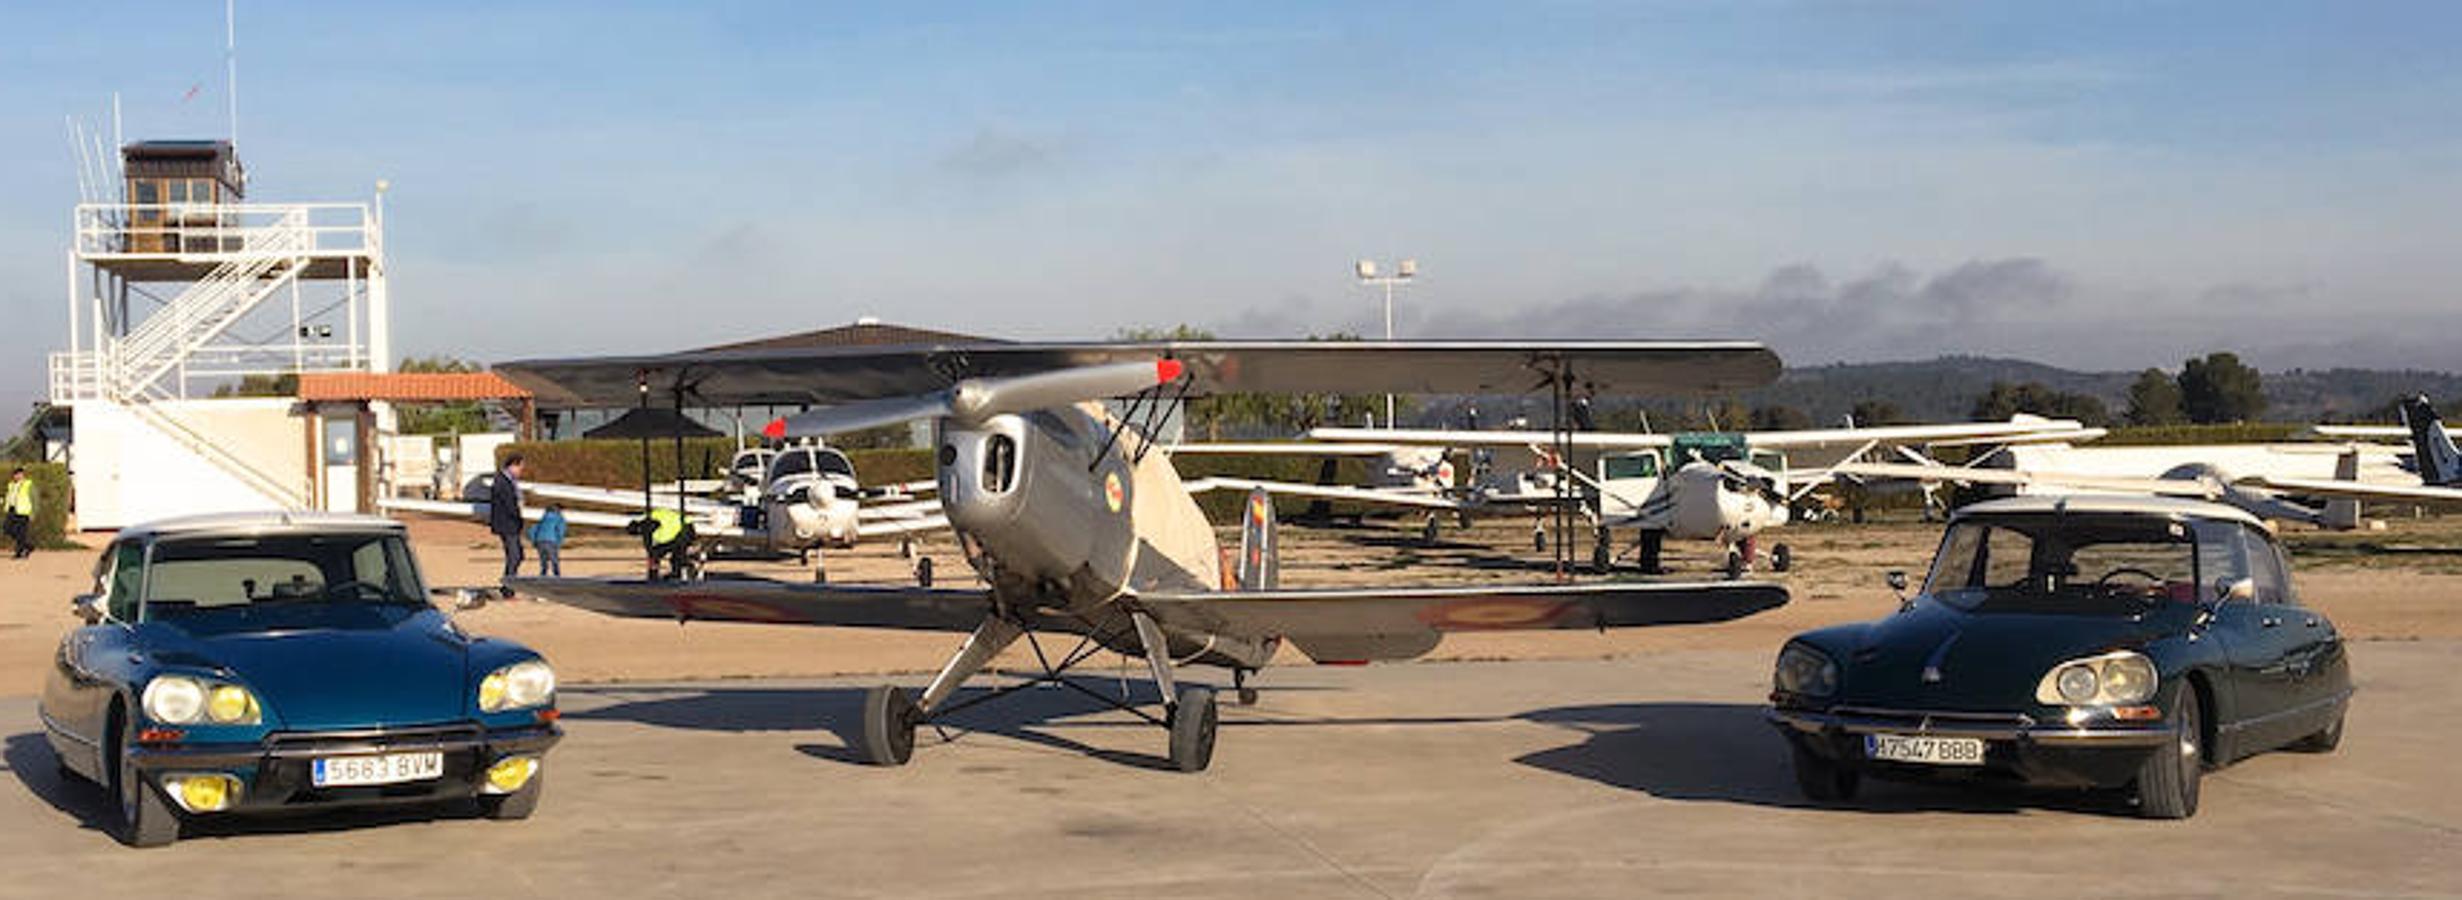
left=1408, top=356, right=2462, bottom=429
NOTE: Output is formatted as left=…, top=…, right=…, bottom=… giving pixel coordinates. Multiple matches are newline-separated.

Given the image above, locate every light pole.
left=1355, top=257, right=1417, bottom=426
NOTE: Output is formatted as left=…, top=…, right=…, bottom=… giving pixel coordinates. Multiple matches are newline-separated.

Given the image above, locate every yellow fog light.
left=478, top=673, right=508, bottom=712
left=484, top=756, right=537, bottom=794
left=206, top=685, right=259, bottom=724
left=169, top=774, right=238, bottom=813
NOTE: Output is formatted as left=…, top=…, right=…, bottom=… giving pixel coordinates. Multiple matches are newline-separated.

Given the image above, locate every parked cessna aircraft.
left=494, top=339, right=1788, bottom=772
left=1306, top=417, right=2098, bottom=576
left=382, top=440, right=951, bottom=582
left=2257, top=395, right=2462, bottom=507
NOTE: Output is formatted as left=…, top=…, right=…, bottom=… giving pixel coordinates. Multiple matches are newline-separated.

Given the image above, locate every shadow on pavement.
left=5, top=731, right=117, bottom=836
left=1514, top=702, right=2124, bottom=817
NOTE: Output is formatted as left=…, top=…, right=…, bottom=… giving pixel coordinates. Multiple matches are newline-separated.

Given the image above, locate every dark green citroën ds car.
left=1769, top=495, right=2351, bottom=819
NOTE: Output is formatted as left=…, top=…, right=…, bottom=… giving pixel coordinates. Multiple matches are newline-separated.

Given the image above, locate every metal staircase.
left=108, top=209, right=312, bottom=400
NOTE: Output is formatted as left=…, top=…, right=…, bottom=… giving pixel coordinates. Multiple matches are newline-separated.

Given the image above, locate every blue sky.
left=5, top=2, right=2460, bottom=414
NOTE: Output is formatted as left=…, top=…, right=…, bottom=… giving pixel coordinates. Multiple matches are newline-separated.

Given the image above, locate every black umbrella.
left=582, top=407, right=720, bottom=440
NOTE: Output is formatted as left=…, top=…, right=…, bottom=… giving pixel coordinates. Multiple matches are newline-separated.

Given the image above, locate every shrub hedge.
left=10, top=462, right=77, bottom=550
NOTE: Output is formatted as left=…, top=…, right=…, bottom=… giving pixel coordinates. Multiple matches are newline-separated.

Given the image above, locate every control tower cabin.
left=50, top=140, right=392, bottom=527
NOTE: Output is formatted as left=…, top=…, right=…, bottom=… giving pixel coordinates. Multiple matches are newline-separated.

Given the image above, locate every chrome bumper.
left=1768, top=706, right=2173, bottom=748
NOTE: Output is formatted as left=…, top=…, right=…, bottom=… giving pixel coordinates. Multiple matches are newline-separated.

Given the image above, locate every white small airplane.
left=382, top=440, right=954, bottom=583
left=2255, top=396, right=2462, bottom=508
left=1306, top=416, right=2099, bottom=576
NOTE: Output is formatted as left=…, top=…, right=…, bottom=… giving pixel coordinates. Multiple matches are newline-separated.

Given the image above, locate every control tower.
left=49, top=140, right=391, bottom=527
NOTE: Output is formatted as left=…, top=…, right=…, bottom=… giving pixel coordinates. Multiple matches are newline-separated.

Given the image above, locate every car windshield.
left=1922, top=514, right=2213, bottom=614
left=141, top=532, right=429, bottom=617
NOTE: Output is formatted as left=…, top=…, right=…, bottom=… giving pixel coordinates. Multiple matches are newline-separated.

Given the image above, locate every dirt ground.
left=7, top=510, right=2462, bottom=693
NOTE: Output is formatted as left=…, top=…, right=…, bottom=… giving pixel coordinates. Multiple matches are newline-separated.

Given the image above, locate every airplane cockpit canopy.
left=767, top=446, right=856, bottom=485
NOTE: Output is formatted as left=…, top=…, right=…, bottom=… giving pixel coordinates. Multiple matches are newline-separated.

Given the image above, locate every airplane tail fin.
left=2401, top=395, right=2462, bottom=486
left=1235, top=488, right=1280, bottom=591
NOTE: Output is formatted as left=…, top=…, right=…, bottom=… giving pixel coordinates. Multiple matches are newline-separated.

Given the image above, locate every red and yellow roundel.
left=1418, top=598, right=1572, bottom=631
left=1248, top=493, right=1271, bottom=524
left=1103, top=471, right=1126, bottom=513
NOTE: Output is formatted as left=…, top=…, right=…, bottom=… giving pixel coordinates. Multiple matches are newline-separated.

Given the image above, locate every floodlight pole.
left=1354, top=258, right=1418, bottom=427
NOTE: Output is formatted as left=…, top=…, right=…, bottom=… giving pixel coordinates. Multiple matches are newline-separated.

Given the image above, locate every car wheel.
left=479, top=767, right=545, bottom=820
left=1790, top=742, right=1859, bottom=804
left=2136, top=682, right=2204, bottom=819
left=2291, top=710, right=2345, bottom=754
left=1167, top=686, right=1218, bottom=773
left=111, top=709, right=180, bottom=848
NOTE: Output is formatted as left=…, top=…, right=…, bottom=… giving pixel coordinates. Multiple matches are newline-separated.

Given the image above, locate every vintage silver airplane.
left=1305, top=417, right=2098, bottom=576
left=495, top=340, right=1789, bottom=772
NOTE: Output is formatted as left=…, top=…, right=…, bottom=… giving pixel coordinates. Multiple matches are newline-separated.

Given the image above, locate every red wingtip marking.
left=1156, top=358, right=1185, bottom=383
left=762, top=417, right=787, bottom=440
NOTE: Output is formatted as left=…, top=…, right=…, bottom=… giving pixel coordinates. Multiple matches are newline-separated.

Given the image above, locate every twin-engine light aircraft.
left=1306, top=417, right=2098, bottom=577
left=495, top=340, right=1790, bottom=772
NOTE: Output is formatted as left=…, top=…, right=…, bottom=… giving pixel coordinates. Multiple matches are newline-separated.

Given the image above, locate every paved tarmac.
left=1, top=643, right=2455, bottom=899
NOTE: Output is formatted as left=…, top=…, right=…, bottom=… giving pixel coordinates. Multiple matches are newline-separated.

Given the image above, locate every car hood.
left=1825, top=598, right=2191, bottom=712
left=140, top=604, right=473, bottom=731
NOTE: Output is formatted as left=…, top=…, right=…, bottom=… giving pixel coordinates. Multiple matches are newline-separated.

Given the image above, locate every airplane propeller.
left=777, top=360, right=1186, bottom=438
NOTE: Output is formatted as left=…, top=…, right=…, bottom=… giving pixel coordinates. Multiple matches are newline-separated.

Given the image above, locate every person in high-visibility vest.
left=4, top=468, right=34, bottom=559
left=626, top=506, right=698, bottom=580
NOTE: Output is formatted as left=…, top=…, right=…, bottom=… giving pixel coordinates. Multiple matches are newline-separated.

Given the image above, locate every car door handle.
left=2304, top=617, right=2320, bottom=628
left=2261, top=616, right=2282, bottom=628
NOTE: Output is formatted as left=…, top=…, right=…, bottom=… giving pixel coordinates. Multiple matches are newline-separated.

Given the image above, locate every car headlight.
left=2034, top=651, right=2158, bottom=706
left=1774, top=643, right=1839, bottom=698
left=479, top=659, right=556, bottom=712
left=142, top=676, right=261, bottom=725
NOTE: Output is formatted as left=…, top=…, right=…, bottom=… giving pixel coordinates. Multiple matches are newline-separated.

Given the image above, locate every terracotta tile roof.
left=296, top=371, right=533, bottom=402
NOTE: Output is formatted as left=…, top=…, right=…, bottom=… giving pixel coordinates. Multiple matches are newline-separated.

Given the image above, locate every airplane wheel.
left=813, top=566, right=828, bottom=584
left=1638, top=531, right=1666, bottom=575
left=915, top=557, right=935, bottom=588
left=1421, top=515, right=1441, bottom=545
left=861, top=685, right=918, bottom=767
left=1591, top=530, right=1612, bottom=572
left=1167, top=686, right=1218, bottom=773
left=1533, top=528, right=1548, bottom=554
left=1724, top=550, right=1746, bottom=581
left=1456, top=511, right=1473, bottom=530
left=899, top=538, right=916, bottom=560
left=1772, top=543, right=1793, bottom=573
left=1236, top=686, right=1260, bottom=707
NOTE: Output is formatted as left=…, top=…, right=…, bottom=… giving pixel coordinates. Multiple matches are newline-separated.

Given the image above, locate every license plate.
left=1864, top=733, right=1986, bottom=766
left=312, top=752, right=445, bottom=787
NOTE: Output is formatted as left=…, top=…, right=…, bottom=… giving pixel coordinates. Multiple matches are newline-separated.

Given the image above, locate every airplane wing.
left=1825, top=462, right=2225, bottom=498
left=856, top=512, right=952, bottom=538
left=375, top=497, right=712, bottom=533
left=2309, top=424, right=2409, bottom=440
left=1167, top=442, right=1410, bottom=457
left=1182, top=477, right=1469, bottom=511
left=508, top=576, right=991, bottom=630
left=2245, top=476, right=2462, bottom=507
left=1135, top=581, right=1788, bottom=662
left=1308, top=427, right=1671, bottom=450
left=524, top=481, right=738, bottom=516
left=496, top=340, right=1780, bottom=408
left=1308, top=418, right=2091, bottom=452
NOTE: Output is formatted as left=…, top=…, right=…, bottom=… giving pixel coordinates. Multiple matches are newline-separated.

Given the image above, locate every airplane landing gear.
left=899, top=538, right=917, bottom=560
left=1421, top=515, right=1441, bottom=546
left=1724, top=548, right=1746, bottom=581
left=854, top=612, right=1228, bottom=772
left=1591, top=526, right=1613, bottom=573
left=1232, top=668, right=1260, bottom=706
left=1637, top=530, right=1666, bottom=575
left=915, top=556, right=935, bottom=588
left=860, top=685, right=918, bottom=766
left=1532, top=525, right=1548, bottom=554
left=1167, top=686, right=1219, bottom=773
left=1771, top=543, right=1793, bottom=573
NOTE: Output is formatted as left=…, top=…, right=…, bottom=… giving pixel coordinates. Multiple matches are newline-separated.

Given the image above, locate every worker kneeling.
left=626, top=507, right=700, bottom=580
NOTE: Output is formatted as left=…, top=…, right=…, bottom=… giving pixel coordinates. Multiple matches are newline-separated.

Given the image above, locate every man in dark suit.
left=489, top=454, right=527, bottom=584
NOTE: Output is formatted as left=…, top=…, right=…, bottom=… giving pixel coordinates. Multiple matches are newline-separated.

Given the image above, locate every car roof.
left=116, top=511, right=408, bottom=542
left=1953, top=494, right=2266, bottom=528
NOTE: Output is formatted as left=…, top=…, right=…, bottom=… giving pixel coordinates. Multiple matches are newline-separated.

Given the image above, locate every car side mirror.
left=1885, top=571, right=1909, bottom=593
left=432, top=586, right=503, bottom=612
left=71, top=594, right=104, bottom=625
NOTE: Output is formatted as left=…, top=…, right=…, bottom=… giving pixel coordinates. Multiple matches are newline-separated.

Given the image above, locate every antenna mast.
left=225, top=0, right=240, bottom=154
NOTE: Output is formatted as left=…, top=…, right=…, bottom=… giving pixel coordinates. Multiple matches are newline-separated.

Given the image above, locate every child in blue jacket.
left=528, top=504, right=568, bottom=577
